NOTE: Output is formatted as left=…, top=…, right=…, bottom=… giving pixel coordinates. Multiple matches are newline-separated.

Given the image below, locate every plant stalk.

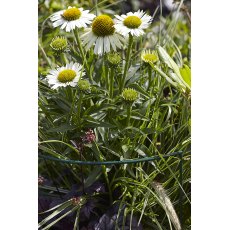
left=94, top=142, right=113, bottom=204
left=148, top=65, right=153, bottom=90
left=120, top=34, right=134, bottom=92
left=126, top=105, right=132, bottom=126
left=38, top=42, right=52, bottom=68
left=109, top=68, right=115, bottom=98
left=77, top=91, right=83, bottom=126
left=73, top=30, right=93, bottom=82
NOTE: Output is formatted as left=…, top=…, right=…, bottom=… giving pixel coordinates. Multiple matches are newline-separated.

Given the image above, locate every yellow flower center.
left=123, top=15, right=142, bottom=29
left=62, top=7, right=81, bottom=21
left=58, top=69, right=76, bottom=83
left=142, top=53, right=158, bottom=63
left=92, top=15, right=115, bottom=37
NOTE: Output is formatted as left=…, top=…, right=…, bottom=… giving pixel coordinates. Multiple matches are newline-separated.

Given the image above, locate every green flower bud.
left=107, top=52, right=121, bottom=66
left=50, top=36, right=68, bottom=53
left=78, top=79, right=91, bottom=92
left=122, top=88, right=138, bottom=103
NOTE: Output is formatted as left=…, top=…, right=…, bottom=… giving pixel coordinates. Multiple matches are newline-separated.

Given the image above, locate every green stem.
left=120, top=34, right=134, bottom=92
left=73, top=30, right=93, bottom=82
left=77, top=91, right=83, bottom=127
left=102, top=165, right=113, bottom=204
left=68, top=88, right=79, bottom=123
left=95, top=0, right=98, bottom=15
left=147, top=65, right=152, bottom=90
left=103, top=55, right=109, bottom=90
left=65, top=86, right=72, bottom=102
left=109, top=68, right=115, bottom=98
left=60, top=53, right=68, bottom=65
left=74, top=29, right=85, bottom=63
left=38, top=42, right=52, bottom=68
left=126, top=105, right=132, bottom=126
left=139, top=79, right=165, bottom=145
left=94, top=142, right=113, bottom=204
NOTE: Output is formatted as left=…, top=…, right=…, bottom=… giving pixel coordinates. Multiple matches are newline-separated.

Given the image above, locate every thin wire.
left=39, top=151, right=182, bottom=165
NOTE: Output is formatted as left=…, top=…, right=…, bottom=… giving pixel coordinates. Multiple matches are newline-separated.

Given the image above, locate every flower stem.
left=148, top=65, right=152, bottom=90
left=38, top=42, right=52, bottom=68
left=109, top=68, right=115, bottom=98
left=120, top=34, right=133, bottom=92
left=94, top=142, right=113, bottom=204
left=126, top=105, right=132, bottom=126
left=102, top=165, right=113, bottom=204
left=77, top=91, right=83, bottom=126
left=102, top=55, right=109, bottom=90
left=73, top=30, right=93, bottom=82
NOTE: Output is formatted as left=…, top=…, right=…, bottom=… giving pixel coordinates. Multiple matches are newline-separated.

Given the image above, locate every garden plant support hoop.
left=39, top=151, right=184, bottom=225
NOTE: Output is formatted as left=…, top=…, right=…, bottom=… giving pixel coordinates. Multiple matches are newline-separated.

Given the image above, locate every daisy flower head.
left=81, top=15, right=124, bottom=55
left=114, top=10, right=152, bottom=37
left=141, top=50, right=158, bottom=64
left=46, top=62, right=85, bottom=89
left=50, top=6, right=96, bottom=32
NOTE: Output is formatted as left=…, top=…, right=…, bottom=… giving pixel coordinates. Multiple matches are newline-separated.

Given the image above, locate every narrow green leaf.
left=156, top=45, right=190, bottom=90
left=41, top=206, right=79, bottom=230
left=38, top=145, right=65, bottom=159
left=180, top=64, right=191, bottom=87
left=47, top=124, right=76, bottom=133
left=38, top=200, right=73, bottom=228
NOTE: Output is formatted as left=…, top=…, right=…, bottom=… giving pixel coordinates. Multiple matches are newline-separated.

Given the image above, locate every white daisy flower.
left=50, top=6, right=96, bottom=32
left=81, top=15, right=125, bottom=55
left=114, top=10, right=152, bottom=37
left=46, top=62, right=85, bottom=89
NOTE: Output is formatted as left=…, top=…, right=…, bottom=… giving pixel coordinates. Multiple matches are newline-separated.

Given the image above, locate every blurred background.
left=38, top=0, right=191, bottom=19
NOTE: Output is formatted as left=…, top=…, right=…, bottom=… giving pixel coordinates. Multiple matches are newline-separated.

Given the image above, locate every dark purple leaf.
left=81, top=200, right=96, bottom=219
left=95, top=213, right=114, bottom=230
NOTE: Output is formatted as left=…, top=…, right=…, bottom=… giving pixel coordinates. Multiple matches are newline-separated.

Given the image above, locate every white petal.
left=53, top=19, right=64, bottom=27
left=52, top=83, right=61, bottom=89
left=66, top=23, right=71, bottom=32
left=69, top=82, right=78, bottom=87
left=113, top=34, right=122, bottom=48
left=114, top=15, right=124, bottom=21
left=48, top=78, right=58, bottom=84
left=97, top=37, right=104, bottom=55
left=86, top=34, right=97, bottom=50
left=108, top=36, right=116, bottom=51
left=127, top=12, right=134, bottom=16
left=69, top=62, right=74, bottom=69
left=94, top=38, right=100, bottom=54
left=61, top=21, right=68, bottom=30
left=49, top=70, right=58, bottom=76
left=104, top=36, right=110, bottom=53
